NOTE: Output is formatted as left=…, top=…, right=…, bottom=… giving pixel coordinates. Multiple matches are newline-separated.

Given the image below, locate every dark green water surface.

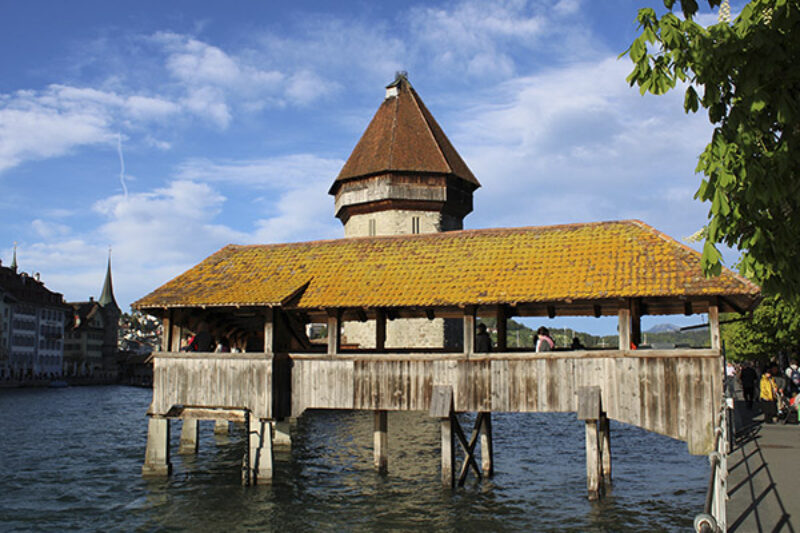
left=0, top=386, right=706, bottom=531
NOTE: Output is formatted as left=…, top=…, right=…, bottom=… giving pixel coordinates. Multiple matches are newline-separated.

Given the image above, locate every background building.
left=0, top=248, right=68, bottom=380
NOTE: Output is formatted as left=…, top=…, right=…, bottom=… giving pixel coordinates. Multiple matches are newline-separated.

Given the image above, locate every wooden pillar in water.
left=618, top=306, right=631, bottom=351
left=578, top=386, right=604, bottom=500
left=142, top=417, right=172, bottom=477
left=599, top=412, right=612, bottom=482
left=374, top=410, right=388, bottom=474
left=243, top=414, right=273, bottom=485
left=179, top=418, right=199, bottom=454
left=214, top=419, right=230, bottom=435
left=480, top=412, right=494, bottom=477
left=431, top=385, right=455, bottom=488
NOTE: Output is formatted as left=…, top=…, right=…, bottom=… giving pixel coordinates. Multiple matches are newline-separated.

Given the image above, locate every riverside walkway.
left=728, top=398, right=800, bottom=532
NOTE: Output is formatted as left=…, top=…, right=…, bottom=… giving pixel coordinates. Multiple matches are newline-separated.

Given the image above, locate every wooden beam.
left=374, top=410, right=388, bottom=474
left=547, top=305, right=556, bottom=319
left=264, top=307, right=274, bottom=354
left=684, top=301, right=693, bottom=316
left=327, top=310, right=340, bottom=356
left=630, top=299, right=642, bottom=348
left=161, top=314, right=171, bottom=352
left=431, top=385, right=455, bottom=488
left=178, top=418, right=199, bottom=454
left=463, top=307, right=475, bottom=356
left=244, top=415, right=273, bottom=485
left=618, top=307, right=631, bottom=351
left=170, top=322, right=182, bottom=352
left=593, top=305, right=602, bottom=318
left=496, top=307, right=507, bottom=352
left=375, top=309, right=386, bottom=352
left=142, top=417, right=172, bottom=477
left=355, top=308, right=368, bottom=323
left=708, top=303, right=720, bottom=350
left=425, top=308, right=435, bottom=320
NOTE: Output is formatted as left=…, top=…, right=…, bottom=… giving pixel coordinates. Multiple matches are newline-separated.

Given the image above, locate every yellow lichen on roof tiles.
left=132, top=220, right=760, bottom=310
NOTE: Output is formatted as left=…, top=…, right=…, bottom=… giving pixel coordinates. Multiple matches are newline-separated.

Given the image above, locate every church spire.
left=10, top=242, right=17, bottom=272
left=99, top=249, right=118, bottom=309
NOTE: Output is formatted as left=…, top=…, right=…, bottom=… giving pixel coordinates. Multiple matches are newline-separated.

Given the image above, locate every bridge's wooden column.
left=431, top=386, right=455, bottom=488
left=142, top=417, right=172, bottom=477
left=618, top=306, right=631, bottom=351
left=179, top=418, right=199, bottom=454
left=480, top=412, right=494, bottom=477
left=495, top=306, right=507, bottom=352
left=327, top=310, right=341, bottom=355
left=161, top=313, right=171, bottom=352
left=375, top=309, right=386, bottom=352
left=630, top=299, right=642, bottom=348
left=374, top=410, right=388, bottom=474
left=708, top=301, right=720, bottom=350
left=264, top=307, right=274, bottom=354
left=578, top=386, right=605, bottom=500
left=599, top=412, right=612, bottom=482
left=463, top=307, right=475, bottom=356
left=243, top=414, right=273, bottom=485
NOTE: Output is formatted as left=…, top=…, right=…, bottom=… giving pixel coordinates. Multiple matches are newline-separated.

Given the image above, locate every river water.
left=0, top=386, right=706, bottom=532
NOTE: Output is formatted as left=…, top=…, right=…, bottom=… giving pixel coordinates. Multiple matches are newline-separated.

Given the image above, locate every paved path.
left=727, top=400, right=799, bottom=532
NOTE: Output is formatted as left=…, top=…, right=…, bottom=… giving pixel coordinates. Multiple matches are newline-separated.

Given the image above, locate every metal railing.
left=694, top=376, right=732, bottom=532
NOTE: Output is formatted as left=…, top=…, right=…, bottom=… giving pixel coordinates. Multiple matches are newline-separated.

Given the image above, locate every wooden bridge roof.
left=133, top=220, right=760, bottom=315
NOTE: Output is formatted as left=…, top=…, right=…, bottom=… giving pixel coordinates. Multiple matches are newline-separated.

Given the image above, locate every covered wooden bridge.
left=134, top=219, right=760, bottom=497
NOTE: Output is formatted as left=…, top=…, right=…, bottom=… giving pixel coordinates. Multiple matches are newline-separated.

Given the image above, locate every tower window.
left=411, top=216, right=421, bottom=234
left=368, top=219, right=376, bottom=236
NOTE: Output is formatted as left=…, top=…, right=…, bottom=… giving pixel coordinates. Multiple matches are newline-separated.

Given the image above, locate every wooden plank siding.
left=150, top=352, right=275, bottom=420
left=290, top=350, right=722, bottom=454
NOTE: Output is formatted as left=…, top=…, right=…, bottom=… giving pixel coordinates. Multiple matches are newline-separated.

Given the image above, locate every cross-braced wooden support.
left=430, top=386, right=493, bottom=488
left=577, top=386, right=610, bottom=500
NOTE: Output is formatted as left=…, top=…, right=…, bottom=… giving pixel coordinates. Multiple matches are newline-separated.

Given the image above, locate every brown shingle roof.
left=330, top=75, right=479, bottom=193
left=133, top=220, right=760, bottom=312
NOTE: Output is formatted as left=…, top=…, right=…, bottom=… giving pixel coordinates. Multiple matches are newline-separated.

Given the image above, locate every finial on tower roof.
left=10, top=242, right=17, bottom=273
left=385, top=71, right=410, bottom=98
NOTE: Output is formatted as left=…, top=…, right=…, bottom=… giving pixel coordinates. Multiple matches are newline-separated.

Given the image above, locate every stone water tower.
left=329, top=73, right=480, bottom=348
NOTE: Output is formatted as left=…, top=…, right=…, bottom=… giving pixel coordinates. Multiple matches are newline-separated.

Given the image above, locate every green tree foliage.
left=722, top=294, right=800, bottom=362
left=625, top=0, right=800, bottom=299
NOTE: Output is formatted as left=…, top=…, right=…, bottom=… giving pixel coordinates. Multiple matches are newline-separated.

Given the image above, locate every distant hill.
left=646, top=323, right=680, bottom=333
left=477, top=318, right=711, bottom=349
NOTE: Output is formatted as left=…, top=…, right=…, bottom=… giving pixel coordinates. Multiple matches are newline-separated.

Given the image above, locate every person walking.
left=760, top=367, right=778, bottom=423
left=740, top=363, right=757, bottom=410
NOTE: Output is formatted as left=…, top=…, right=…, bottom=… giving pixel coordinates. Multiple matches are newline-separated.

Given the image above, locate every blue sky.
left=0, top=1, right=736, bottom=335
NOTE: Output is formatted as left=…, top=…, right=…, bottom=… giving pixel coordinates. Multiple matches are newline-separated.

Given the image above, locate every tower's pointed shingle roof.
left=330, top=73, right=479, bottom=194
left=99, top=252, right=119, bottom=310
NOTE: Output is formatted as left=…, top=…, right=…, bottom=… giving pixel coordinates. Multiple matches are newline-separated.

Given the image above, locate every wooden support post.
left=327, top=310, right=340, bottom=356
left=160, top=314, right=171, bottom=352
left=480, top=412, right=494, bottom=477
left=599, top=413, right=612, bottom=482
left=463, top=307, right=475, bottom=356
left=142, top=417, right=172, bottom=477
left=584, top=420, right=602, bottom=500
left=630, top=299, right=641, bottom=348
left=430, top=385, right=455, bottom=488
left=214, top=419, right=229, bottom=435
left=495, top=307, right=507, bottom=352
left=178, top=418, right=199, bottom=454
left=375, top=309, right=386, bottom=352
left=578, top=386, right=604, bottom=500
left=170, top=322, right=182, bottom=352
left=374, top=410, right=388, bottom=474
left=708, top=303, right=720, bottom=350
left=272, top=420, right=292, bottom=448
left=264, top=307, right=274, bottom=354
left=617, top=306, right=631, bottom=351
left=243, top=415, right=273, bottom=485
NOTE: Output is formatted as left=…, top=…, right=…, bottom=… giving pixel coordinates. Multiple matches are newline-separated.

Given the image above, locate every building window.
left=411, top=216, right=421, bottom=234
